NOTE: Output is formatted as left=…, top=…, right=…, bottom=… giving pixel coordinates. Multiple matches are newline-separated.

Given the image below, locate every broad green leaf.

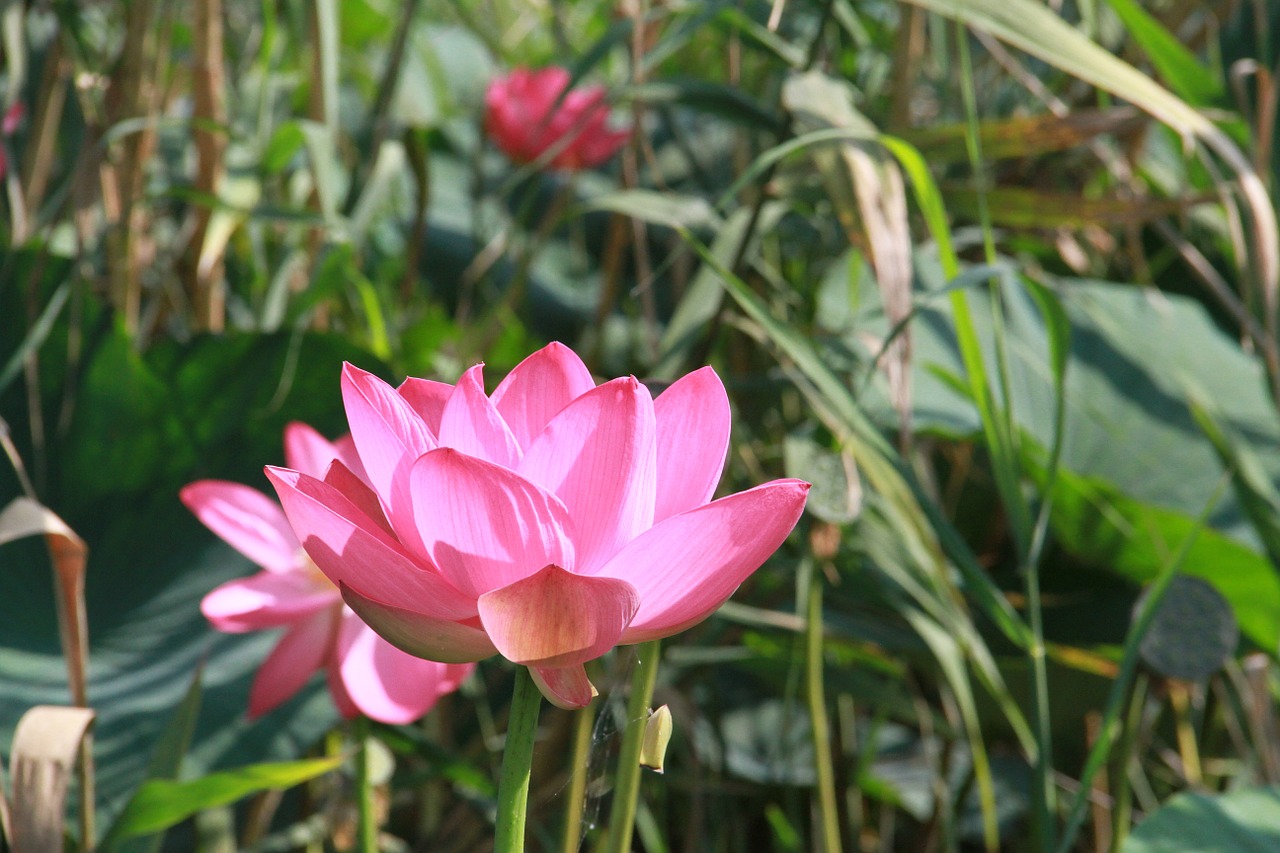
left=1122, top=785, right=1280, bottom=852
left=107, top=757, right=343, bottom=840
left=0, top=320, right=372, bottom=825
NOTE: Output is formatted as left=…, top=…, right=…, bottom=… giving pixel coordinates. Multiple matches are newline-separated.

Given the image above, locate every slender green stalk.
left=1109, top=673, right=1149, bottom=852
left=950, top=22, right=1033, bottom=853
left=496, top=666, right=544, bottom=853
left=561, top=696, right=597, bottom=853
left=603, top=640, right=662, bottom=853
left=354, top=717, right=378, bottom=853
left=806, top=568, right=843, bottom=853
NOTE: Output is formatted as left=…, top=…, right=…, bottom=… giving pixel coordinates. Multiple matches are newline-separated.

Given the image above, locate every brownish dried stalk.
left=17, top=42, right=68, bottom=241
left=184, top=0, right=229, bottom=332
left=102, top=0, right=164, bottom=337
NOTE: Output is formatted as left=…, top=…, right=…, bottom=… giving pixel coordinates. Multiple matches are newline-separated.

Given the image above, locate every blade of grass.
left=806, top=562, right=843, bottom=853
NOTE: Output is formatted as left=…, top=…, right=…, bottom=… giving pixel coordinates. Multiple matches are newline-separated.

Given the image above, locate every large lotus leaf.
left=0, top=324, right=380, bottom=829
left=827, top=254, right=1280, bottom=647
left=1122, top=785, right=1280, bottom=852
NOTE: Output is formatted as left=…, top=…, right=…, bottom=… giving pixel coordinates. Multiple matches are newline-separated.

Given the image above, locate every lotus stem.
left=603, top=640, right=661, bottom=853
left=354, top=716, right=378, bottom=853
left=561, top=696, right=597, bottom=853
left=495, top=666, right=543, bottom=853
left=807, top=567, right=843, bottom=853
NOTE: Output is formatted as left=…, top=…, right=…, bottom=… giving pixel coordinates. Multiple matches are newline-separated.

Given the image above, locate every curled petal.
left=530, top=664, right=598, bottom=710
left=266, top=466, right=477, bottom=620
left=411, top=449, right=575, bottom=598
left=593, top=479, right=810, bottom=643
left=439, top=365, right=522, bottom=468
left=248, top=609, right=337, bottom=718
left=398, top=377, right=452, bottom=436
left=341, top=363, right=435, bottom=553
left=491, top=342, right=595, bottom=450
left=181, top=481, right=299, bottom=573
left=202, top=571, right=336, bottom=632
left=519, top=377, right=656, bottom=572
left=652, top=367, right=730, bottom=522
left=477, top=564, right=638, bottom=668
left=341, top=582, right=497, bottom=664
left=334, top=613, right=476, bottom=724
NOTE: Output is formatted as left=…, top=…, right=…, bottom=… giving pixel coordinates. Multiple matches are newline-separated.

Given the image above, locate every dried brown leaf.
left=6, top=706, right=96, bottom=853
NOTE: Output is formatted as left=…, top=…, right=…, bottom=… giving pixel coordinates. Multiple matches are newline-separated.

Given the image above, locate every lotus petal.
left=335, top=613, right=475, bottom=724
left=491, top=342, right=595, bottom=450
left=652, top=367, right=730, bottom=522
left=202, top=572, right=336, bottom=632
left=248, top=609, right=337, bottom=717
left=341, top=582, right=497, bottom=663
left=477, top=564, right=638, bottom=668
left=266, top=467, right=477, bottom=620
left=530, top=664, right=598, bottom=710
left=181, top=481, right=299, bottom=573
left=592, top=479, right=809, bottom=643
left=519, top=377, right=656, bottom=572
left=411, top=449, right=575, bottom=598
left=439, top=364, right=522, bottom=468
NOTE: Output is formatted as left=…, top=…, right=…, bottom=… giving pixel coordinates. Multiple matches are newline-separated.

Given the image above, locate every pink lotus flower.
left=182, top=422, right=474, bottom=723
left=485, top=67, right=630, bottom=171
left=265, top=344, right=808, bottom=709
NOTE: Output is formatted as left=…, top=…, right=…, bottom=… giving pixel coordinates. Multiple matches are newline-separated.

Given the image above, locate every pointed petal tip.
left=529, top=664, right=598, bottom=710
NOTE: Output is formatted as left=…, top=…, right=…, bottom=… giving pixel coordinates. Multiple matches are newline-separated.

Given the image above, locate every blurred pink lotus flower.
left=182, top=422, right=474, bottom=723
left=485, top=67, right=629, bottom=171
left=265, top=344, right=808, bottom=709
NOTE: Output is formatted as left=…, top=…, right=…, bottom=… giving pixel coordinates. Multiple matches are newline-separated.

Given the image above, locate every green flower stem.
left=603, top=640, right=662, bottom=853
left=807, top=567, right=843, bottom=853
left=495, top=666, right=544, bottom=853
left=561, top=696, right=597, bottom=853
left=354, top=716, right=379, bottom=853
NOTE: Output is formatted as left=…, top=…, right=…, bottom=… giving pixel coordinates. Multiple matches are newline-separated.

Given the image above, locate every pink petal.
left=334, top=612, right=476, bottom=724
left=331, top=434, right=370, bottom=483
left=323, top=460, right=394, bottom=538
left=518, top=377, right=656, bottom=572
left=266, top=466, right=477, bottom=620
left=410, top=449, right=576, bottom=598
left=181, top=480, right=300, bottom=573
left=652, top=367, right=731, bottom=522
left=530, top=664, right=598, bottom=710
left=202, top=571, right=337, bottom=632
left=341, top=581, right=498, bottom=663
left=594, top=479, right=810, bottom=643
left=248, top=609, right=338, bottom=718
left=326, top=662, right=360, bottom=719
left=476, top=564, right=638, bottom=668
left=398, top=377, right=452, bottom=436
left=341, top=363, right=436, bottom=554
left=283, top=422, right=340, bottom=479
left=490, top=342, right=595, bottom=450
left=438, top=364, right=522, bottom=468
